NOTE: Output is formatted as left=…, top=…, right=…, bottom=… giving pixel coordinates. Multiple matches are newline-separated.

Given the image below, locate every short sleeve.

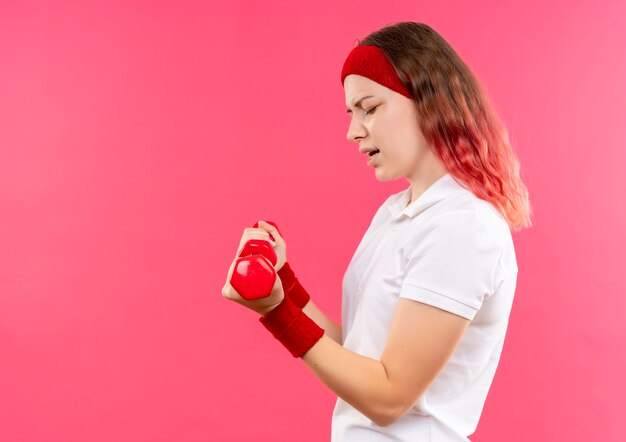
left=399, top=210, right=503, bottom=320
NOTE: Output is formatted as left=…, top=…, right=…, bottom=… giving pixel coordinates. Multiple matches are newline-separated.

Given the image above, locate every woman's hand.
left=256, top=220, right=287, bottom=271
left=221, top=255, right=285, bottom=316
left=223, top=222, right=287, bottom=316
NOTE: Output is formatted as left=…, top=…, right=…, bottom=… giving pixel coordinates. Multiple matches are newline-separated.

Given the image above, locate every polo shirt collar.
left=387, top=173, right=466, bottom=220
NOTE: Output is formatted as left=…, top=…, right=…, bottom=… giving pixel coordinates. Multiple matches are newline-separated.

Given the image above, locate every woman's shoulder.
left=429, top=189, right=512, bottom=248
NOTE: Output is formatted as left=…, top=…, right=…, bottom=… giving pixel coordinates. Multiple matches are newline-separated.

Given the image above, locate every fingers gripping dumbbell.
left=229, top=221, right=282, bottom=301
left=252, top=220, right=281, bottom=241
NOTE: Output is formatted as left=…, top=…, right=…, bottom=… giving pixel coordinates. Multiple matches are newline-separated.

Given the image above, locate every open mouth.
left=368, top=149, right=380, bottom=157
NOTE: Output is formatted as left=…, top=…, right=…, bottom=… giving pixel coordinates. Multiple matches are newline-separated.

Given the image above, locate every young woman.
left=223, top=21, right=532, bottom=442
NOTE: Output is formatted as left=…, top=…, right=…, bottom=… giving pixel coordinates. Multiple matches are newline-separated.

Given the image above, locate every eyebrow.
left=346, top=95, right=375, bottom=113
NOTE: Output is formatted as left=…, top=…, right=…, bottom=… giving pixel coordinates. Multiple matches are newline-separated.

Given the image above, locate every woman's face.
left=344, top=74, right=434, bottom=182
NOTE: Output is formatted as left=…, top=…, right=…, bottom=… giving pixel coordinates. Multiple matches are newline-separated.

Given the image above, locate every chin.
left=374, top=169, right=397, bottom=181
left=374, top=172, right=392, bottom=181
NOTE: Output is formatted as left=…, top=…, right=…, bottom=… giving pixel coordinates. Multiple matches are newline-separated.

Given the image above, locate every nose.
left=346, top=117, right=367, bottom=143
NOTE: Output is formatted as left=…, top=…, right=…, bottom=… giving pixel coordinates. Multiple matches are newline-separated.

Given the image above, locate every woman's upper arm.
left=380, top=297, right=470, bottom=422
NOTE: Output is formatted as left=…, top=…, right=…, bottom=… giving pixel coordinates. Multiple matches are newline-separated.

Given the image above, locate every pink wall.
left=1, top=1, right=624, bottom=440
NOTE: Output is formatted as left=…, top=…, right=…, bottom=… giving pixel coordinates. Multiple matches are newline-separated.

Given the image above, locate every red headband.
left=340, top=45, right=413, bottom=99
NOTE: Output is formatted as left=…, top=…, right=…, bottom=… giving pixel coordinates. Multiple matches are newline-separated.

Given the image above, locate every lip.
left=359, top=146, right=379, bottom=155
left=367, top=152, right=380, bottom=166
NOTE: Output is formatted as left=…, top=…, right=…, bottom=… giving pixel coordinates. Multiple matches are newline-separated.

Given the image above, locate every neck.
left=406, top=157, right=448, bottom=206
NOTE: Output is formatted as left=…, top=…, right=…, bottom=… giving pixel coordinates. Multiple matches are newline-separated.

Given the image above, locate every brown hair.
left=358, top=22, right=532, bottom=231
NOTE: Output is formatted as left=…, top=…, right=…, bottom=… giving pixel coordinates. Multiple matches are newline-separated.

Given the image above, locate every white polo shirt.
left=331, top=172, right=518, bottom=441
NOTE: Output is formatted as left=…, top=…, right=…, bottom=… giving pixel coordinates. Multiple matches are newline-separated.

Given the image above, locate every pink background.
left=1, top=1, right=624, bottom=441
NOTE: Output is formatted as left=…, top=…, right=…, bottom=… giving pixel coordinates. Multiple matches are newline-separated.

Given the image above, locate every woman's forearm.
left=300, top=335, right=396, bottom=427
left=303, top=300, right=342, bottom=344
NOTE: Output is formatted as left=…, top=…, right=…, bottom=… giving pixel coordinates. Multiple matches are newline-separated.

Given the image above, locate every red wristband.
left=277, top=262, right=311, bottom=309
left=259, top=296, right=324, bottom=358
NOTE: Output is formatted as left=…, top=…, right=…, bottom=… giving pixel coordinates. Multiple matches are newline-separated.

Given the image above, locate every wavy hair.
left=358, top=22, right=532, bottom=231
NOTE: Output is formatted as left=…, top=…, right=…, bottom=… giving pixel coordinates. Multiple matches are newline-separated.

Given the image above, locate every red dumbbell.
left=229, top=221, right=282, bottom=301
